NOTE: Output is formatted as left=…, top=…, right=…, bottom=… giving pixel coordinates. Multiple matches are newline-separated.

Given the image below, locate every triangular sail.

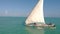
left=25, top=0, right=45, bottom=25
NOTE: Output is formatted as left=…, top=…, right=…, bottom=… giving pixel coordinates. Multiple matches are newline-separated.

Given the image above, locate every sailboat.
left=25, top=0, right=56, bottom=28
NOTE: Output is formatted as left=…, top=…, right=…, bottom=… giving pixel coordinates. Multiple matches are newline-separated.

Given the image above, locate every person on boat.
left=47, top=23, right=56, bottom=27
left=33, top=23, right=37, bottom=26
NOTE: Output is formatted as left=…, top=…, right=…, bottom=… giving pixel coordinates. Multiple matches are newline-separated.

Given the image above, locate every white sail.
left=25, top=0, right=45, bottom=25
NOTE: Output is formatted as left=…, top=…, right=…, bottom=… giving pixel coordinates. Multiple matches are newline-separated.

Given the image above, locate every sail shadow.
left=25, top=26, right=45, bottom=34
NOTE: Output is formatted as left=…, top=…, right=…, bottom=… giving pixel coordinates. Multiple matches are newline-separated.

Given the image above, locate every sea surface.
left=0, top=17, right=60, bottom=34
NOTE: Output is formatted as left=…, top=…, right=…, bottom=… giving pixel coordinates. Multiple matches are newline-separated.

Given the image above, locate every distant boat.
left=5, top=10, right=8, bottom=15
left=25, top=0, right=56, bottom=28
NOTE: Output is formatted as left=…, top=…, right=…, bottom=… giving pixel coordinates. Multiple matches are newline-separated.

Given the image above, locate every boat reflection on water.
left=25, top=26, right=45, bottom=34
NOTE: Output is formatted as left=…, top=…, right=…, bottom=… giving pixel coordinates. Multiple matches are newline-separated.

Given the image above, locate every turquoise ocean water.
left=0, top=17, right=60, bottom=34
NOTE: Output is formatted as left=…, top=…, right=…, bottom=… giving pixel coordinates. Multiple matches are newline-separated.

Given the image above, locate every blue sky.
left=0, top=0, right=60, bottom=17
